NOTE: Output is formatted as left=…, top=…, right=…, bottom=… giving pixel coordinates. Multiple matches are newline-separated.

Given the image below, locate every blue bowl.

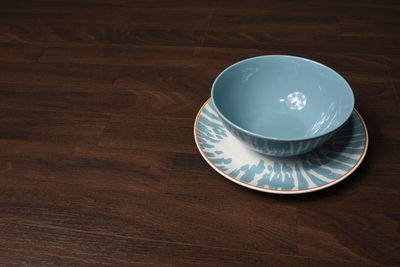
left=211, top=55, right=355, bottom=157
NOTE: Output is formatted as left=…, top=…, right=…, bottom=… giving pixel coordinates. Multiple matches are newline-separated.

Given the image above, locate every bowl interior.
left=212, top=55, right=355, bottom=140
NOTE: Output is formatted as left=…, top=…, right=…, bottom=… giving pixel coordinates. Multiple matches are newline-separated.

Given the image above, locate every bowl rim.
left=211, top=55, right=355, bottom=142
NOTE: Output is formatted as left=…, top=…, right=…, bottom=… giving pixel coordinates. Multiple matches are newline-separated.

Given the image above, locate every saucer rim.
left=194, top=98, right=369, bottom=194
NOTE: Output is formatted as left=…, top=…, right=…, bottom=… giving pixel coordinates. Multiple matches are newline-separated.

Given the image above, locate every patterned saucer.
left=194, top=99, right=368, bottom=194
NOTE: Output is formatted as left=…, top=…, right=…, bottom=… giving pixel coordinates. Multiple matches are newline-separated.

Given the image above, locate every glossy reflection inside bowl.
left=212, top=55, right=354, bottom=141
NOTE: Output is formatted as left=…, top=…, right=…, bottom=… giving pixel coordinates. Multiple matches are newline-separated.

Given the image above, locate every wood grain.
left=308, top=258, right=388, bottom=267
left=0, top=140, right=174, bottom=193
left=0, top=181, right=297, bottom=255
left=99, top=115, right=198, bottom=153
left=39, top=44, right=195, bottom=66
left=0, top=109, right=109, bottom=145
left=384, top=55, right=400, bottom=100
left=0, top=82, right=136, bottom=114
left=204, top=1, right=400, bottom=54
left=0, top=43, right=44, bottom=62
left=0, top=82, right=208, bottom=116
left=0, top=61, right=118, bottom=87
left=0, top=24, right=207, bottom=47
left=167, top=153, right=300, bottom=206
left=0, top=0, right=215, bottom=47
left=113, top=65, right=213, bottom=93
left=0, top=222, right=308, bottom=267
left=0, top=0, right=399, bottom=265
left=298, top=211, right=400, bottom=265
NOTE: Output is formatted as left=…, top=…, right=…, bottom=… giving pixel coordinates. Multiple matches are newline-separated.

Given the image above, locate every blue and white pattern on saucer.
left=194, top=99, right=368, bottom=194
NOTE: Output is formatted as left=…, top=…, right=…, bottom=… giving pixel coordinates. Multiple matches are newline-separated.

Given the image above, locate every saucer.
left=194, top=99, right=368, bottom=194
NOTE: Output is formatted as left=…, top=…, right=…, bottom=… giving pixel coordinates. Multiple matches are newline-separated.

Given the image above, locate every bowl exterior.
left=220, top=116, right=337, bottom=157
left=211, top=55, right=355, bottom=143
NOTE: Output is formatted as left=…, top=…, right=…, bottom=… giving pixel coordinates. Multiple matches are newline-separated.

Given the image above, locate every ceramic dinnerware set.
left=194, top=55, right=368, bottom=194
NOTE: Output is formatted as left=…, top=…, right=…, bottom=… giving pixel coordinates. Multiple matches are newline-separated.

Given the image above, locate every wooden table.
left=1, top=0, right=399, bottom=266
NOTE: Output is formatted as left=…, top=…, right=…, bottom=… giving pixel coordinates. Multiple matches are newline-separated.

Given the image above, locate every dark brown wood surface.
left=0, top=0, right=399, bottom=266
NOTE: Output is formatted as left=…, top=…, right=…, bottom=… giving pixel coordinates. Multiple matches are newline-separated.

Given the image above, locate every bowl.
left=211, top=55, right=355, bottom=157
